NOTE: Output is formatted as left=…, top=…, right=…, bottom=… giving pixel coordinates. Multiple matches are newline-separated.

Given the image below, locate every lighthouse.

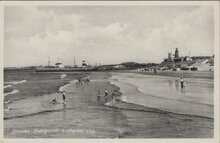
left=175, top=48, right=179, bottom=58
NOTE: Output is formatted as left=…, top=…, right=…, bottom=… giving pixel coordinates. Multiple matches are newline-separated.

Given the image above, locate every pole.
left=48, top=57, right=50, bottom=66
left=74, top=56, right=76, bottom=67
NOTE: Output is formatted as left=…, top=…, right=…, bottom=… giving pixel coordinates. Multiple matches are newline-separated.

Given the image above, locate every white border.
left=0, top=1, right=219, bottom=143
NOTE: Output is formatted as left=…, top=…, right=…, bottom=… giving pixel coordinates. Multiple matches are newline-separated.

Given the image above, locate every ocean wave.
left=5, top=80, right=27, bottom=85
left=104, top=101, right=213, bottom=120
left=59, top=75, right=91, bottom=92
left=4, top=107, right=12, bottom=112
left=4, top=107, right=73, bottom=120
left=4, top=89, right=19, bottom=96
left=4, top=84, right=12, bottom=89
left=4, top=105, right=112, bottom=120
left=59, top=79, right=78, bottom=92
left=4, top=99, right=12, bottom=104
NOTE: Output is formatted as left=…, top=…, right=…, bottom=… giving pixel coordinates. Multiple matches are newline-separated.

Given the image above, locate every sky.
left=4, top=6, right=214, bottom=67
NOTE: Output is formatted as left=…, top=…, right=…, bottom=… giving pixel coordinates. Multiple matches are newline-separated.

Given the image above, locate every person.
left=62, top=91, right=66, bottom=103
left=52, top=98, right=57, bottom=104
left=180, top=77, right=185, bottom=89
left=86, top=78, right=90, bottom=82
left=78, top=78, right=81, bottom=86
left=112, top=90, right=116, bottom=102
left=104, top=89, right=108, bottom=97
left=97, top=90, right=101, bottom=99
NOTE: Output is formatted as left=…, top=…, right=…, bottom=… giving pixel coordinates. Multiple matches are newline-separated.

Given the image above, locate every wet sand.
left=110, top=72, right=213, bottom=118
left=4, top=72, right=213, bottom=138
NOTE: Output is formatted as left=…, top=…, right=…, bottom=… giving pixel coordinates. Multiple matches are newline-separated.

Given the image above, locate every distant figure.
left=52, top=98, right=57, bottom=104
left=62, top=91, right=66, bottom=103
left=78, top=79, right=82, bottom=86
left=86, top=78, right=90, bottom=83
left=112, top=90, right=116, bottom=102
left=81, top=80, right=84, bottom=85
left=180, top=77, right=185, bottom=89
left=154, top=69, right=157, bottom=74
left=97, top=90, right=101, bottom=98
left=97, top=91, right=101, bottom=106
left=104, top=89, right=108, bottom=97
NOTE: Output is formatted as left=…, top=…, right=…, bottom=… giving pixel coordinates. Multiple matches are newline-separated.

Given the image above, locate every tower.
left=175, top=48, right=179, bottom=58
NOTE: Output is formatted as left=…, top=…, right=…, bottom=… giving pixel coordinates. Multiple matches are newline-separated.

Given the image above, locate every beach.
left=4, top=71, right=214, bottom=138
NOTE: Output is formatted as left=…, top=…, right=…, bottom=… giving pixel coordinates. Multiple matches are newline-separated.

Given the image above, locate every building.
left=163, top=48, right=192, bottom=63
left=161, top=48, right=213, bottom=71
left=82, top=61, right=87, bottom=68
left=163, top=52, right=173, bottom=62
left=55, top=63, right=64, bottom=68
left=173, top=56, right=192, bottom=63
left=174, top=48, right=179, bottom=58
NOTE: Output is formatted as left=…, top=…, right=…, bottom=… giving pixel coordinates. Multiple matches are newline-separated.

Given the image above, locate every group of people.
left=51, top=77, right=91, bottom=105
left=75, top=78, right=90, bottom=87
left=50, top=76, right=186, bottom=105
left=97, top=89, right=117, bottom=104
left=51, top=90, right=67, bottom=105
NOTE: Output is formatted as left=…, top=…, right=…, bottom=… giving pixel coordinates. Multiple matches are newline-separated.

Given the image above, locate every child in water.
left=97, top=90, right=101, bottom=99
left=52, top=98, right=57, bottom=104
left=62, top=91, right=67, bottom=104
left=112, top=90, right=116, bottom=103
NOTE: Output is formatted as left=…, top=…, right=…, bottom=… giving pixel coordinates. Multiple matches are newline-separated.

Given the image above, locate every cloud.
left=138, top=7, right=214, bottom=62
left=5, top=7, right=129, bottom=66
left=4, top=6, right=214, bottom=67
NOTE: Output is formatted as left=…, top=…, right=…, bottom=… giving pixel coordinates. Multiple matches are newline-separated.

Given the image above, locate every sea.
left=3, top=70, right=214, bottom=138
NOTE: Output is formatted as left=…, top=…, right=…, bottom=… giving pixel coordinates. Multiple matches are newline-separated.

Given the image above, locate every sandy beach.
left=4, top=71, right=213, bottom=138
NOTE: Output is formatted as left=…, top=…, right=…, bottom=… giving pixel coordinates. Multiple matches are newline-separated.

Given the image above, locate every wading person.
left=62, top=91, right=66, bottom=104
left=112, top=90, right=116, bottom=103
left=52, top=98, right=57, bottom=104
left=104, top=89, right=108, bottom=97
left=180, top=77, right=185, bottom=89
left=97, top=90, right=101, bottom=99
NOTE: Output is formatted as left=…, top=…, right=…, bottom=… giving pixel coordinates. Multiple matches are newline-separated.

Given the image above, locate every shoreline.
left=109, top=71, right=213, bottom=118
left=99, top=72, right=213, bottom=138
left=116, top=70, right=214, bottom=79
left=105, top=73, right=213, bottom=119
left=4, top=71, right=214, bottom=138
left=104, top=100, right=213, bottom=120
left=4, top=71, right=88, bottom=101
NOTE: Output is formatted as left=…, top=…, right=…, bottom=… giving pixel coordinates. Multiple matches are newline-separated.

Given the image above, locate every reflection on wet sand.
left=111, top=72, right=213, bottom=118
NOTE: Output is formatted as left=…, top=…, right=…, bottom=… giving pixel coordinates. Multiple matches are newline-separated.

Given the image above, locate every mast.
left=74, top=56, right=76, bottom=67
left=48, top=57, right=50, bottom=66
